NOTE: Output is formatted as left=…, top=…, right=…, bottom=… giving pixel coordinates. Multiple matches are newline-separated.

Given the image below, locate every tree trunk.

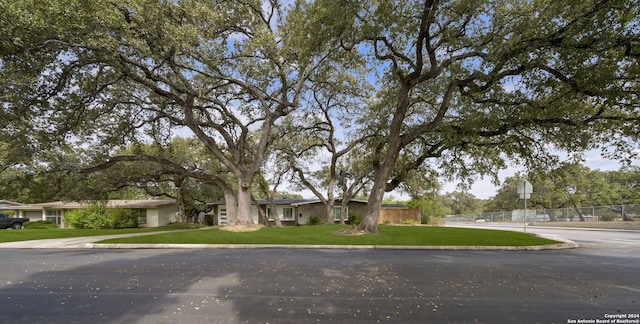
left=254, top=201, right=270, bottom=227
left=176, top=179, right=188, bottom=223
left=573, top=205, right=585, bottom=222
left=235, top=178, right=255, bottom=226
left=325, top=203, right=334, bottom=224
left=269, top=200, right=283, bottom=227
left=219, top=187, right=237, bottom=226
left=357, top=83, right=410, bottom=233
left=548, top=210, right=558, bottom=222
left=357, top=147, right=402, bottom=233
left=177, top=198, right=187, bottom=223
left=339, top=199, right=349, bottom=224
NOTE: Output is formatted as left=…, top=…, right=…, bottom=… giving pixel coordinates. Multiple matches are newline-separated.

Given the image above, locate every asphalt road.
left=449, top=223, right=640, bottom=254
left=1, top=244, right=639, bottom=323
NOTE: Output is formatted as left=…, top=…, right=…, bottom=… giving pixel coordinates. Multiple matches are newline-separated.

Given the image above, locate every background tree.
left=608, top=166, right=640, bottom=204
left=485, top=163, right=640, bottom=221
left=482, top=174, right=528, bottom=213
left=406, top=198, right=447, bottom=224
left=440, top=191, right=484, bottom=215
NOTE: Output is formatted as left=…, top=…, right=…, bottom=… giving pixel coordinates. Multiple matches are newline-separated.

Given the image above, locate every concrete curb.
left=83, top=243, right=578, bottom=250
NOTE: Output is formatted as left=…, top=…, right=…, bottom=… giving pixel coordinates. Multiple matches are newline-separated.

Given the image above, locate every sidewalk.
left=0, top=233, right=156, bottom=249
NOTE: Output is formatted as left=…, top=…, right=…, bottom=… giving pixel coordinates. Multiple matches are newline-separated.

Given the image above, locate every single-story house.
left=5, top=200, right=179, bottom=228
left=207, top=198, right=419, bottom=226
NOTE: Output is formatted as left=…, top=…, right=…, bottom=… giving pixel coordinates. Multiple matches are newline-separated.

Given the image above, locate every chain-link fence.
left=445, top=204, right=640, bottom=223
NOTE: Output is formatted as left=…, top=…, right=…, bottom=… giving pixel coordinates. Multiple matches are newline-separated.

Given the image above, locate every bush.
left=407, top=198, right=446, bottom=225
left=108, top=208, right=139, bottom=229
left=307, top=216, right=321, bottom=225
left=23, top=220, right=58, bottom=229
left=348, top=212, right=362, bottom=225
left=65, top=204, right=110, bottom=229
left=64, top=204, right=144, bottom=229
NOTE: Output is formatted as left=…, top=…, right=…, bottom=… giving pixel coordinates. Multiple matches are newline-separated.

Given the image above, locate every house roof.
left=0, top=200, right=23, bottom=208
left=290, top=199, right=369, bottom=206
left=381, top=203, right=409, bottom=208
left=208, top=198, right=310, bottom=206
left=209, top=198, right=407, bottom=208
left=9, top=200, right=177, bottom=210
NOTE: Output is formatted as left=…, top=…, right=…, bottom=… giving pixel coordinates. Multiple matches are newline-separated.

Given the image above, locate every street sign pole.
left=523, top=184, right=527, bottom=233
left=518, top=180, right=533, bottom=233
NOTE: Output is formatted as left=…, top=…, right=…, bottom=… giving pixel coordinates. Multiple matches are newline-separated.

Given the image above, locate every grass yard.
left=97, top=225, right=560, bottom=246
left=0, top=223, right=202, bottom=243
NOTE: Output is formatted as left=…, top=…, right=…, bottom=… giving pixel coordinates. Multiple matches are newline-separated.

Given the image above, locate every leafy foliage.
left=108, top=208, right=139, bottom=229
left=485, top=164, right=640, bottom=211
left=23, top=220, right=58, bottom=229
left=65, top=204, right=111, bottom=229
left=307, top=216, right=322, bottom=226
left=347, top=212, right=362, bottom=225
left=407, top=199, right=447, bottom=224
left=64, top=204, right=139, bottom=229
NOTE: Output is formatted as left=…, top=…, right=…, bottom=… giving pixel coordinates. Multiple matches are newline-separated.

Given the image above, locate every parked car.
left=0, top=213, right=29, bottom=229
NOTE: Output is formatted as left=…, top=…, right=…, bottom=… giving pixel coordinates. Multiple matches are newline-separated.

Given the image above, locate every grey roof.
left=209, top=198, right=407, bottom=208
left=208, top=198, right=310, bottom=206
left=0, top=200, right=24, bottom=209
left=10, top=200, right=177, bottom=210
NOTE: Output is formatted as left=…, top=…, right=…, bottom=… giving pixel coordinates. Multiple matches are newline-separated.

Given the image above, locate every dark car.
left=0, top=213, right=29, bottom=229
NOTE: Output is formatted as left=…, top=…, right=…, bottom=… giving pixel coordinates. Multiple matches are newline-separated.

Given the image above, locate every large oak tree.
left=0, top=0, right=354, bottom=226
left=344, top=0, right=640, bottom=233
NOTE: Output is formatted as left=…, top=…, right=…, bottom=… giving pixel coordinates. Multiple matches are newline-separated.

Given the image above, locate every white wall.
left=146, top=205, right=179, bottom=227
left=297, top=205, right=311, bottom=225
left=216, top=204, right=296, bottom=224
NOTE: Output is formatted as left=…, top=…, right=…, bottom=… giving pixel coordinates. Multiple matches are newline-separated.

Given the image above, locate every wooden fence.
left=378, top=208, right=420, bottom=224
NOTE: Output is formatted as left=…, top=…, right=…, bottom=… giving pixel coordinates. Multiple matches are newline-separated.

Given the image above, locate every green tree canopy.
left=485, top=164, right=640, bottom=216
left=343, top=0, right=640, bottom=233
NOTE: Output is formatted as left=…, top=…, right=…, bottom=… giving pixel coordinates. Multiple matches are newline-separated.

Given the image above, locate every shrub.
left=108, top=208, right=139, bottom=229
left=307, top=216, right=321, bottom=225
left=600, top=215, right=616, bottom=221
left=65, top=204, right=111, bottom=229
left=348, top=211, right=362, bottom=225
left=407, top=198, right=446, bottom=225
left=23, top=220, right=58, bottom=229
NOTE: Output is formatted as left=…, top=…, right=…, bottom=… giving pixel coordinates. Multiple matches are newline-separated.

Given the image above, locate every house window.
left=333, top=207, right=342, bottom=221
left=282, top=207, right=293, bottom=220
left=137, top=209, right=147, bottom=225
left=266, top=207, right=274, bottom=221
left=46, top=209, right=62, bottom=225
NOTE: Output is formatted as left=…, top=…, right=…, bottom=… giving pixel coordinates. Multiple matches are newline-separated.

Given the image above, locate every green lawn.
left=97, top=225, right=560, bottom=246
left=0, top=224, right=201, bottom=243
